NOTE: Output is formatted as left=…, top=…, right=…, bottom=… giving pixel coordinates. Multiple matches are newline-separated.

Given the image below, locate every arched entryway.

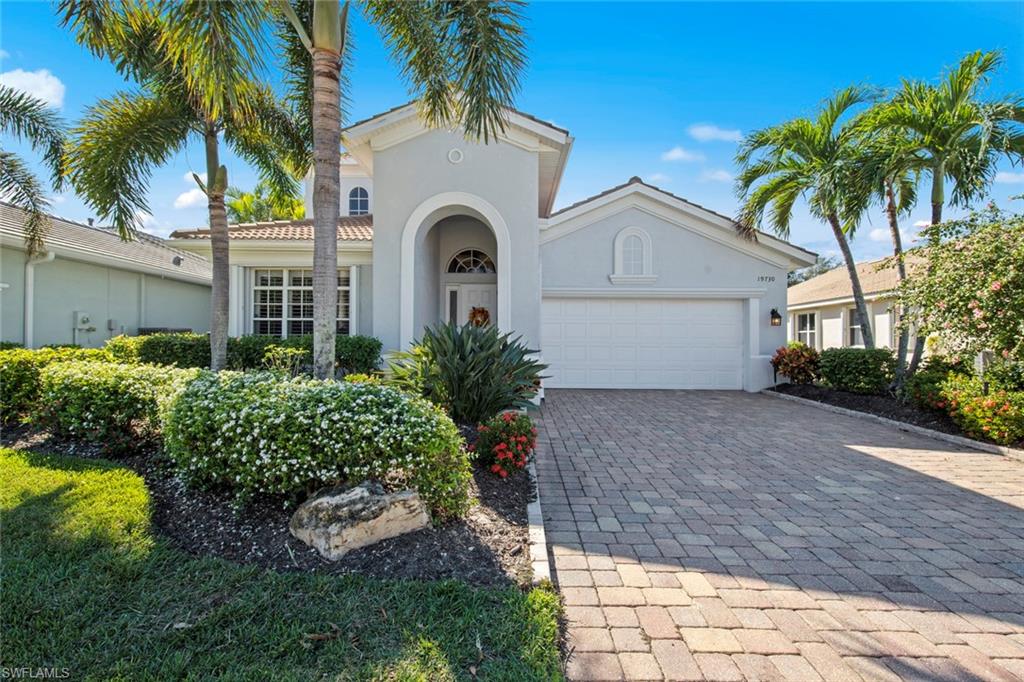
left=400, top=192, right=511, bottom=347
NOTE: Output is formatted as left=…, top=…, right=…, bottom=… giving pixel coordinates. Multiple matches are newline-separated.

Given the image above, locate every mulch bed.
left=2, top=425, right=533, bottom=587
left=771, top=383, right=965, bottom=437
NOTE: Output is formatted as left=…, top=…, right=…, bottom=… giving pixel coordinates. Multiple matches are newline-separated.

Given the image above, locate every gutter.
left=24, top=251, right=55, bottom=347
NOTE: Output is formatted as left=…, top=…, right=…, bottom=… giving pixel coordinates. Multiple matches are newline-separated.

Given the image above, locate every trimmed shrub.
left=941, top=375, right=1024, bottom=446
left=0, top=347, right=113, bottom=422
left=106, top=332, right=382, bottom=374
left=388, top=323, right=546, bottom=425
left=903, top=356, right=971, bottom=411
left=472, top=411, right=537, bottom=478
left=0, top=341, right=24, bottom=350
left=985, top=359, right=1024, bottom=392
left=819, top=347, right=896, bottom=394
left=770, top=342, right=820, bottom=384
left=35, top=361, right=200, bottom=452
left=163, top=372, right=471, bottom=517
left=343, top=372, right=380, bottom=384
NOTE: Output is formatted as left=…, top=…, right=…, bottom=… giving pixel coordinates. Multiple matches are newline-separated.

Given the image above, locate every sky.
left=1, top=1, right=1022, bottom=261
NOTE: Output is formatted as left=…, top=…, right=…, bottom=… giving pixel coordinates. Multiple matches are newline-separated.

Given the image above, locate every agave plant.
left=388, top=323, right=546, bottom=426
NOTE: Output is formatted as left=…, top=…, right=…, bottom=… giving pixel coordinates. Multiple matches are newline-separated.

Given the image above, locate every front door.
left=447, top=284, right=497, bottom=326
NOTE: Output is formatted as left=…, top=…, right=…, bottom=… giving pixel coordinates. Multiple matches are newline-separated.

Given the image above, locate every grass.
left=0, top=448, right=563, bottom=680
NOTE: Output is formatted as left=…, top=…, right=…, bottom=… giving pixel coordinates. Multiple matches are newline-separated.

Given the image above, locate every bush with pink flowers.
left=472, top=411, right=537, bottom=478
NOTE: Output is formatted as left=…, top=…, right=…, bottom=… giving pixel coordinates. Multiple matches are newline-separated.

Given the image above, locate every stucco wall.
left=789, top=298, right=897, bottom=351
left=371, top=127, right=540, bottom=350
left=539, top=206, right=791, bottom=357
left=0, top=247, right=210, bottom=348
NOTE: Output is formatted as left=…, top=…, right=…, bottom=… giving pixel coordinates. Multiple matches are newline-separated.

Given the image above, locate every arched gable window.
left=610, top=227, right=656, bottom=284
left=348, top=187, right=369, bottom=216
left=447, top=249, right=496, bottom=274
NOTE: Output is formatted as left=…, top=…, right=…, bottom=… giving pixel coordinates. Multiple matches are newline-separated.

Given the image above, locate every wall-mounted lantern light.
left=770, top=308, right=782, bottom=327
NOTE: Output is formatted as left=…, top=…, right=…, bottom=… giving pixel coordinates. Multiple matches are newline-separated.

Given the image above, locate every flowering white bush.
left=36, top=361, right=200, bottom=453
left=162, top=371, right=471, bottom=518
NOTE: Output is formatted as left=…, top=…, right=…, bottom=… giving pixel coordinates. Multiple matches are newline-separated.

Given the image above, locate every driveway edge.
left=526, top=460, right=552, bottom=585
left=762, top=389, right=1024, bottom=462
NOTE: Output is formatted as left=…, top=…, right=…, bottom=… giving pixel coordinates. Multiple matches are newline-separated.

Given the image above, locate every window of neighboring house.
left=847, top=307, right=869, bottom=346
left=253, top=268, right=351, bottom=337
left=796, top=312, right=817, bottom=348
left=348, top=187, right=369, bottom=216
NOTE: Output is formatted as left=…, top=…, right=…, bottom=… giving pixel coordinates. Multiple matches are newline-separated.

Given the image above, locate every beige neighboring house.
left=786, top=257, right=907, bottom=352
left=0, top=202, right=211, bottom=348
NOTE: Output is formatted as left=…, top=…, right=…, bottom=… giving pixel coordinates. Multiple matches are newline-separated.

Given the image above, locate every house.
left=0, top=202, right=211, bottom=348
left=787, top=257, right=907, bottom=352
left=171, top=102, right=816, bottom=391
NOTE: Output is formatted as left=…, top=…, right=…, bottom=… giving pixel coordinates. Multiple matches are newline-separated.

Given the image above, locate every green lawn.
left=0, top=448, right=562, bottom=680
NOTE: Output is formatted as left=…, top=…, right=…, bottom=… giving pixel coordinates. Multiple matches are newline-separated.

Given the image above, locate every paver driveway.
left=535, top=389, right=1024, bottom=681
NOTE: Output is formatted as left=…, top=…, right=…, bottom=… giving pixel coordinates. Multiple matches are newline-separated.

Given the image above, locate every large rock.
left=289, top=481, right=430, bottom=561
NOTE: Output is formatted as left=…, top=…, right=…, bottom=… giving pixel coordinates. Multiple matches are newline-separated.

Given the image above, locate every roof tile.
left=170, top=215, right=373, bottom=241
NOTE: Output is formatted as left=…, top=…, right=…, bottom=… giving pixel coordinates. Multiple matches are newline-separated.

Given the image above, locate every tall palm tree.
left=60, top=0, right=304, bottom=370
left=864, top=50, right=1024, bottom=372
left=277, top=0, right=527, bottom=379
left=736, top=86, right=877, bottom=349
left=0, top=85, right=65, bottom=255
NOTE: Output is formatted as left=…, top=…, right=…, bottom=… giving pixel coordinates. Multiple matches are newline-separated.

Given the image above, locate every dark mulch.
left=1, top=425, right=533, bottom=587
left=771, top=383, right=964, bottom=436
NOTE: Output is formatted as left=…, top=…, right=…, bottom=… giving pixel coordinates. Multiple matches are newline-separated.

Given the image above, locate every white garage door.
left=542, top=297, right=744, bottom=389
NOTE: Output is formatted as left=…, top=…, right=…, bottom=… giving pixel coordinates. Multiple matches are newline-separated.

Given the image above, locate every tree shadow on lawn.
left=538, top=389, right=1024, bottom=680
left=0, top=449, right=562, bottom=681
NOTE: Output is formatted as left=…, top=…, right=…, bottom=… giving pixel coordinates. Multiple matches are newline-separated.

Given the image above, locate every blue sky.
left=2, top=1, right=1022, bottom=261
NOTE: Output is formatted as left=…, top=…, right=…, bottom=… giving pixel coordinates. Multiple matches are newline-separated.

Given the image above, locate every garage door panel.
left=542, top=297, right=744, bottom=390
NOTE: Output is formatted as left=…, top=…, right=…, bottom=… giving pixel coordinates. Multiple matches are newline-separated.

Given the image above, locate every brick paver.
left=538, top=390, right=1024, bottom=681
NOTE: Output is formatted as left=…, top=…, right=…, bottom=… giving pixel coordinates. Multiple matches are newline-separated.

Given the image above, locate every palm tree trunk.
left=906, top=166, right=946, bottom=377
left=827, top=213, right=875, bottom=349
left=205, top=124, right=229, bottom=371
left=311, top=46, right=341, bottom=380
left=885, top=180, right=911, bottom=387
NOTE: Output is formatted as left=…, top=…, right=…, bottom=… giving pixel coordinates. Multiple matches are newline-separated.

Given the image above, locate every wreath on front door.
left=468, top=306, right=491, bottom=327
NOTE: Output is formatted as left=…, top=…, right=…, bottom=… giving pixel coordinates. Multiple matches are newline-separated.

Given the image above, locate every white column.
left=349, top=265, right=359, bottom=335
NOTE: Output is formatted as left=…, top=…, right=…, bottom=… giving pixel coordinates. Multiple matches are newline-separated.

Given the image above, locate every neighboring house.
left=787, top=257, right=907, bottom=352
left=171, top=102, right=816, bottom=391
left=0, top=202, right=211, bottom=348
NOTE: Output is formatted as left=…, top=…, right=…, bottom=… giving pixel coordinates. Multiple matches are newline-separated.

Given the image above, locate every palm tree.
left=277, top=0, right=527, bottom=379
left=60, top=0, right=303, bottom=370
left=227, top=182, right=305, bottom=223
left=864, top=50, right=1024, bottom=372
left=736, top=86, right=877, bottom=349
left=0, top=85, right=65, bottom=255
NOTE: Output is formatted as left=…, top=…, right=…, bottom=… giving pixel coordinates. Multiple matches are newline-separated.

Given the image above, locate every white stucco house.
left=171, top=102, right=816, bottom=391
left=1, top=202, right=211, bottom=348
left=787, top=257, right=907, bottom=353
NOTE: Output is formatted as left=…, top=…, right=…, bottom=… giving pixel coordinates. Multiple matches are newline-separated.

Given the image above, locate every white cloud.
left=687, top=123, right=742, bottom=143
left=869, top=228, right=888, bottom=242
left=174, top=188, right=207, bottom=209
left=995, top=171, right=1024, bottom=184
left=647, top=173, right=671, bottom=184
left=660, top=146, right=704, bottom=162
left=0, top=68, right=65, bottom=108
left=913, top=220, right=930, bottom=228
left=699, top=169, right=734, bottom=183
left=183, top=171, right=208, bottom=185
left=0, top=50, right=9, bottom=60
left=135, top=210, right=158, bottom=228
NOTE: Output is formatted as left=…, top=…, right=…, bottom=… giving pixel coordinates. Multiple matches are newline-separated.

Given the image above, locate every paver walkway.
left=536, top=389, right=1024, bottom=681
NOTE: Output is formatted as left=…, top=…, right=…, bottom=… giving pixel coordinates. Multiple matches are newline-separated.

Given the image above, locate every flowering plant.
left=940, top=375, right=1024, bottom=446
left=471, top=411, right=537, bottom=478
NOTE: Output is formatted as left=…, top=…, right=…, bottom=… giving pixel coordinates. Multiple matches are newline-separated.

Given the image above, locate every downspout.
left=24, top=251, right=55, bottom=348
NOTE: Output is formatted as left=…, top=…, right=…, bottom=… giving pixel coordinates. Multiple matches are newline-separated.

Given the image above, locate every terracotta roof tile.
left=170, top=215, right=373, bottom=241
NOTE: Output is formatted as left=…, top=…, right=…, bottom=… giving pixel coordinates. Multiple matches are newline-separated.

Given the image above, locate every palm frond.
left=0, top=85, right=66, bottom=188
left=66, top=89, right=192, bottom=239
left=0, top=150, right=51, bottom=254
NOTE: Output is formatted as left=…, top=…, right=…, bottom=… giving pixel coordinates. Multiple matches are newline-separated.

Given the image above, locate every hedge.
left=35, top=361, right=200, bottom=453
left=0, top=347, right=113, bottom=422
left=941, top=375, right=1024, bottom=446
left=163, top=371, right=471, bottom=517
left=105, top=333, right=382, bottom=373
left=819, top=348, right=896, bottom=395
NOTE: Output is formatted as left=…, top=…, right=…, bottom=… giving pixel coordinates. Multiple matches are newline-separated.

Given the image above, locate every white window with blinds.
left=251, top=268, right=351, bottom=337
